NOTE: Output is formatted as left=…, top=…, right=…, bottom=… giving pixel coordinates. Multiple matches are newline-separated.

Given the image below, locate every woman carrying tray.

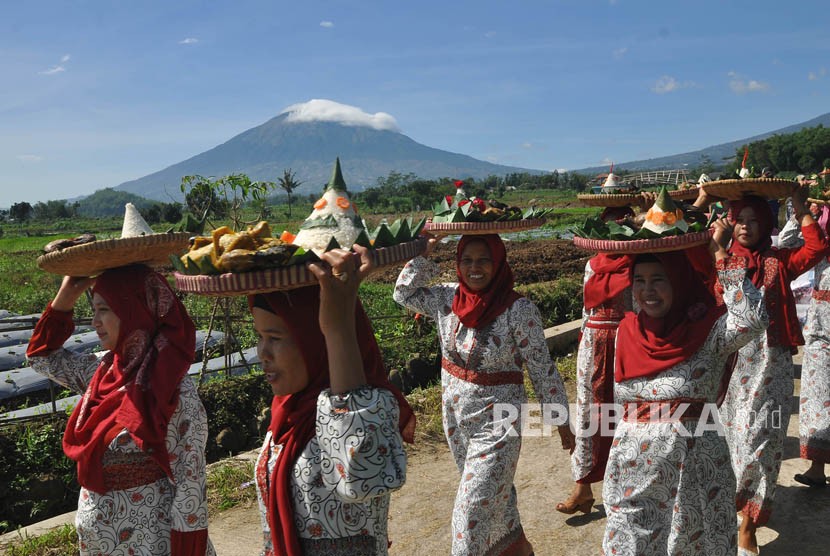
left=249, top=245, right=415, bottom=556
left=393, top=233, right=574, bottom=556
left=715, top=187, right=829, bottom=554
left=603, top=224, right=769, bottom=556
left=557, top=206, right=634, bottom=516
left=26, top=264, right=214, bottom=555
left=772, top=196, right=830, bottom=490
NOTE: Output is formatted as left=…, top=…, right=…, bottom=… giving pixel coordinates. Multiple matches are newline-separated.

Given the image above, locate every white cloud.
left=521, top=142, right=533, bottom=149
left=555, top=168, right=569, bottom=173
left=728, top=72, right=770, bottom=94
left=320, top=21, right=334, bottom=28
left=39, top=53, right=71, bottom=75
left=650, top=75, right=695, bottom=94
left=179, top=38, right=199, bottom=45
left=808, top=67, right=827, bottom=81
left=612, top=47, right=628, bottom=59
left=281, top=99, right=400, bottom=132
left=39, top=66, right=65, bottom=75
left=16, top=154, right=43, bottom=162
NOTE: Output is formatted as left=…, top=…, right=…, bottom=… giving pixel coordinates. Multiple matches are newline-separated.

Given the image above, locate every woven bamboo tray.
left=423, top=218, right=546, bottom=235
left=576, top=193, right=640, bottom=207
left=572, top=230, right=713, bottom=254
left=175, top=238, right=426, bottom=296
left=37, top=233, right=192, bottom=276
left=701, top=178, right=797, bottom=200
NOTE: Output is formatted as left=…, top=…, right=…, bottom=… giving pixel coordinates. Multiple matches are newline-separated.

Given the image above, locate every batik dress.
left=777, top=217, right=830, bottom=463
left=571, top=259, right=631, bottom=484
left=28, top=307, right=214, bottom=556
left=394, top=256, right=570, bottom=556
left=603, top=259, right=768, bottom=556
left=255, top=386, right=406, bottom=556
left=719, top=223, right=827, bottom=525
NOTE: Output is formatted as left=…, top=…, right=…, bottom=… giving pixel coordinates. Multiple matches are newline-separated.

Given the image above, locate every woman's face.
left=632, top=262, right=673, bottom=319
left=92, top=292, right=120, bottom=351
left=732, top=206, right=762, bottom=248
left=459, top=240, right=494, bottom=292
left=809, top=203, right=820, bottom=218
left=252, top=307, right=309, bottom=396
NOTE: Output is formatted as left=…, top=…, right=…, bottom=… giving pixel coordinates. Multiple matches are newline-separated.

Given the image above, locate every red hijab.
left=249, top=286, right=415, bottom=556
left=452, top=235, right=522, bottom=328
left=615, top=248, right=724, bottom=382
left=63, top=265, right=195, bottom=493
left=583, top=254, right=633, bottom=310
left=727, top=196, right=775, bottom=289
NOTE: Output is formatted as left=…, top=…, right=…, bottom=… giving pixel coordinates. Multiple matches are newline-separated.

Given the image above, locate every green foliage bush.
left=0, top=417, right=78, bottom=534
left=197, top=373, right=274, bottom=460
left=515, top=277, right=583, bottom=328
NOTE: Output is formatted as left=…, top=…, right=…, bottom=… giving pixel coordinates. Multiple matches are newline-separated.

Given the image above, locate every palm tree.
left=278, top=169, right=303, bottom=218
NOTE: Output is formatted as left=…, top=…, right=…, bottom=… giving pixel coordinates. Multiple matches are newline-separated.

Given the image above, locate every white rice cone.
left=121, top=203, right=156, bottom=238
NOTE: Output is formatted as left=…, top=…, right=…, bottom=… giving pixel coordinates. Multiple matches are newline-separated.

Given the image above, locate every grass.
left=1, top=524, right=78, bottom=556
left=206, top=458, right=258, bottom=513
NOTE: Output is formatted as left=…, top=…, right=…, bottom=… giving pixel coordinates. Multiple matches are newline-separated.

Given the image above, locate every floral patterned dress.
left=394, top=256, right=570, bottom=556
left=603, top=260, right=768, bottom=556
left=28, top=327, right=214, bottom=556
left=719, top=224, right=827, bottom=526
left=777, top=216, right=830, bottom=463
left=799, top=256, right=830, bottom=462
left=571, top=259, right=631, bottom=483
left=255, top=386, right=406, bottom=556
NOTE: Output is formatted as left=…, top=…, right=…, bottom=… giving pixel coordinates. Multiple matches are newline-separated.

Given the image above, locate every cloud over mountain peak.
left=280, top=99, right=401, bottom=132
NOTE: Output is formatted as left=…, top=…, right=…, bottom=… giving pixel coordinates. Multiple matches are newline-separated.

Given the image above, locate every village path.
left=4, top=353, right=829, bottom=555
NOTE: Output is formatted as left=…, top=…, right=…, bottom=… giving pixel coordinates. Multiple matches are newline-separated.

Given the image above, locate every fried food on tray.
left=182, top=221, right=298, bottom=273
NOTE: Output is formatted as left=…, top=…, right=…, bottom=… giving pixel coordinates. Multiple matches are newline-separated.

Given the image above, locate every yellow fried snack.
left=211, top=226, right=234, bottom=256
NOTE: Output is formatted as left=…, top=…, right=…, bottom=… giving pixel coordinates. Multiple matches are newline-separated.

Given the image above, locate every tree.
left=161, top=202, right=183, bottom=224
left=9, top=202, right=32, bottom=222
left=143, top=204, right=162, bottom=224
left=277, top=169, right=303, bottom=218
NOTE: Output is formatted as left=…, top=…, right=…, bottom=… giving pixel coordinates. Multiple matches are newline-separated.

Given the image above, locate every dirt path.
left=208, top=366, right=830, bottom=555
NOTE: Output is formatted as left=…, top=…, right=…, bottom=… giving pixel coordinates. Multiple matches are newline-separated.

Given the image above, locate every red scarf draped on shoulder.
left=249, top=286, right=415, bottom=556
left=583, top=254, right=633, bottom=310
left=62, top=265, right=195, bottom=493
left=452, top=234, right=522, bottom=328
left=615, top=248, right=724, bottom=382
left=727, top=195, right=809, bottom=348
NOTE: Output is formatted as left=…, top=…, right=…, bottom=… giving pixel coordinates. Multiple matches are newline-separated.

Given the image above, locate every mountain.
left=113, top=113, right=536, bottom=202
left=576, top=112, right=830, bottom=175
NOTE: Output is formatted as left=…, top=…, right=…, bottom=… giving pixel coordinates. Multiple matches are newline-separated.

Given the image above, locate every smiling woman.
left=393, top=232, right=575, bottom=556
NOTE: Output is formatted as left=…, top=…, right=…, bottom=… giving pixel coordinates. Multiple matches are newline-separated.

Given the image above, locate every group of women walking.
left=25, top=181, right=830, bottom=555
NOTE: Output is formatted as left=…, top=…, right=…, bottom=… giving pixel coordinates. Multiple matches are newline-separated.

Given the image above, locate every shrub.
left=516, top=277, right=583, bottom=328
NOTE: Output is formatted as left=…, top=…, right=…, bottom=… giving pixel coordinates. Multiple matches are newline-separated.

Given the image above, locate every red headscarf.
left=452, top=235, right=522, bottom=328
left=63, top=265, right=195, bottom=493
left=615, top=248, right=725, bottom=382
left=249, top=286, right=415, bottom=556
left=583, top=254, right=633, bottom=310
left=727, top=196, right=775, bottom=289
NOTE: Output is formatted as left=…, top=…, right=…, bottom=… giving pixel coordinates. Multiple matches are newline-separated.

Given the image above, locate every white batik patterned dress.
left=571, top=259, right=631, bottom=484
left=255, top=386, right=406, bottom=556
left=777, top=216, right=830, bottom=463
left=394, top=255, right=570, bottom=556
left=28, top=320, right=214, bottom=556
left=719, top=222, right=827, bottom=525
left=603, top=259, right=768, bottom=556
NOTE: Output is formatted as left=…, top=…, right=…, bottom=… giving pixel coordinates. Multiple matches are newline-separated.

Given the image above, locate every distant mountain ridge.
left=113, top=109, right=830, bottom=202
left=576, top=112, right=830, bottom=175
left=114, top=114, right=536, bottom=202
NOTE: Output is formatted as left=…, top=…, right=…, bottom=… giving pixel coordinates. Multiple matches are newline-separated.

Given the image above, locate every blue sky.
left=2, top=0, right=829, bottom=208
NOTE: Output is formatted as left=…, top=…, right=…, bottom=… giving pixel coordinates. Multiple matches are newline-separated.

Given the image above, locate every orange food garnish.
left=314, top=198, right=327, bottom=210
left=336, top=197, right=350, bottom=209
left=645, top=208, right=654, bottom=221
left=663, top=211, right=677, bottom=225
left=280, top=230, right=296, bottom=243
